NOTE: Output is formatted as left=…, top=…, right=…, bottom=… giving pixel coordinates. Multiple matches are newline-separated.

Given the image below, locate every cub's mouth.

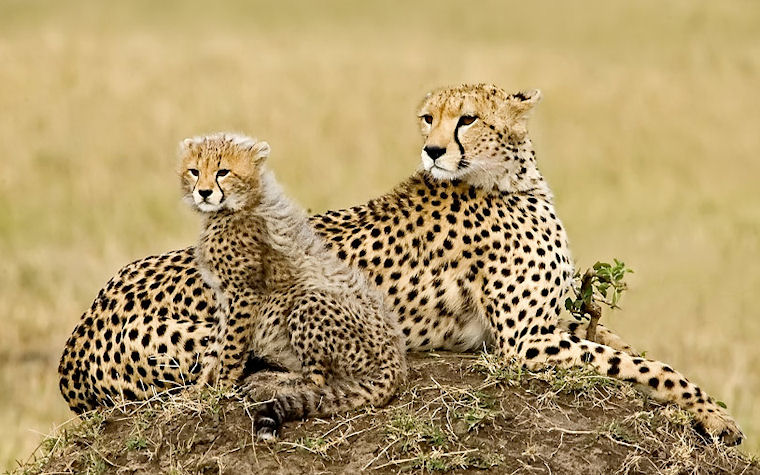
left=195, top=200, right=224, bottom=212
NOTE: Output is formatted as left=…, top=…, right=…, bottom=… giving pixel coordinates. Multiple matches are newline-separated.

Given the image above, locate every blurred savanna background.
left=1, top=0, right=758, bottom=469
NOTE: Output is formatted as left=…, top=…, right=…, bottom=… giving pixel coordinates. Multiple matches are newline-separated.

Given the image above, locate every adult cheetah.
left=59, top=84, right=742, bottom=444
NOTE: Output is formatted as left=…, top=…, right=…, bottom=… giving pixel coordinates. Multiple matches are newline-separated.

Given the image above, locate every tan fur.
left=59, top=86, right=742, bottom=445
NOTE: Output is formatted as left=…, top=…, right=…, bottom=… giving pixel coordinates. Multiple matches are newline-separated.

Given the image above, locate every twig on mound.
left=372, top=448, right=479, bottom=470
left=546, top=425, right=648, bottom=453
left=579, top=270, right=603, bottom=342
left=362, top=440, right=397, bottom=470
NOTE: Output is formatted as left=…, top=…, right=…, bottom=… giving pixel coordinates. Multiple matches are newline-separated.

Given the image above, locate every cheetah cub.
left=180, top=132, right=406, bottom=437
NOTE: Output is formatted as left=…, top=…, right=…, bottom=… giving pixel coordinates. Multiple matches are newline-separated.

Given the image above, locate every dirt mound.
left=20, top=353, right=758, bottom=474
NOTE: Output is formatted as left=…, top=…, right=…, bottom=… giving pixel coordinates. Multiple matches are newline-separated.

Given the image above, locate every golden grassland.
left=0, top=0, right=758, bottom=469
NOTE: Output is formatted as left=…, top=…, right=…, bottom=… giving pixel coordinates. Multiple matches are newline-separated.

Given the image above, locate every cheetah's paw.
left=253, top=400, right=282, bottom=441
left=694, top=408, right=743, bottom=446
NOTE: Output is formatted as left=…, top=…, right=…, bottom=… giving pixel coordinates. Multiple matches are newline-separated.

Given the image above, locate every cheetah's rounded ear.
left=232, top=135, right=270, bottom=163
left=502, top=89, right=542, bottom=132
left=250, top=141, right=271, bottom=163
left=179, top=136, right=203, bottom=155
left=507, top=89, right=542, bottom=114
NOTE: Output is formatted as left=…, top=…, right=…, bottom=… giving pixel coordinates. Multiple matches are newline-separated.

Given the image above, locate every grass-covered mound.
left=18, top=353, right=758, bottom=474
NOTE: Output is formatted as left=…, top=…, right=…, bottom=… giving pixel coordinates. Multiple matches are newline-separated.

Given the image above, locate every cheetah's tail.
left=252, top=364, right=404, bottom=439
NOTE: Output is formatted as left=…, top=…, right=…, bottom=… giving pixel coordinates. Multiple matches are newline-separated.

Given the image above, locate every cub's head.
left=179, top=132, right=271, bottom=212
left=417, top=84, right=541, bottom=184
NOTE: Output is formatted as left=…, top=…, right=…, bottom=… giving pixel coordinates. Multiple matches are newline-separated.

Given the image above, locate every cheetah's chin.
left=421, top=155, right=462, bottom=181
left=427, top=165, right=460, bottom=181
left=195, top=201, right=224, bottom=213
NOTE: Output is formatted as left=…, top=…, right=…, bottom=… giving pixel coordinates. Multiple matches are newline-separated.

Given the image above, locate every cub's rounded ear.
left=251, top=141, right=271, bottom=163
left=179, top=136, right=203, bottom=155
left=231, top=135, right=270, bottom=162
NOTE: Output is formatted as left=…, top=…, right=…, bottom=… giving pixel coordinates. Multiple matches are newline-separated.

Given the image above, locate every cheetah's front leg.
left=478, top=286, right=742, bottom=445
left=196, top=308, right=226, bottom=388
left=198, top=293, right=256, bottom=388
left=518, top=331, right=743, bottom=445
left=557, top=319, right=638, bottom=356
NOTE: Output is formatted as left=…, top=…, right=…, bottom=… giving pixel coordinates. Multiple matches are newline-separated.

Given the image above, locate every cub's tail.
left=250, top=361, right=404, bottom=439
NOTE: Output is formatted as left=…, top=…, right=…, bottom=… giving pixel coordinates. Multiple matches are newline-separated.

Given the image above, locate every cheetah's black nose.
left=198, top=189, right=213, bottom=199
left=424, top=146, right=446, bottom=161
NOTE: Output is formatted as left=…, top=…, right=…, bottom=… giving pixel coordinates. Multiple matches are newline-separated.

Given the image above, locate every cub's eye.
left=458, top=115, right=477, bottom=126
left=216, top=169, right=230, bottom=178
left=420, top=114, right=433, bottom=125
left=188, top=169, right=199, bottom=177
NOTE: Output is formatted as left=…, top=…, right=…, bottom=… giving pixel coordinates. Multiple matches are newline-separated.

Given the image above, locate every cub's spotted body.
left=59, top=84, right=742, bottom=444
left=179, top=133, right=405, bottom=436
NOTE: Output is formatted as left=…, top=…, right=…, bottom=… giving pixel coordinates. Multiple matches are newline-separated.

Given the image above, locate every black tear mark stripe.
left=453, top=121, right=466, bottom=165
left=215, top=172, right=225, bottom=202
left=216, top=154, right=225, bottom=200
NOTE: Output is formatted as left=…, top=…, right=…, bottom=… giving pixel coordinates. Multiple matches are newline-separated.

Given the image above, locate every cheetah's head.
left=417, top=84, right=541, bottom=187
left=179, top=132, right=271, bottom=212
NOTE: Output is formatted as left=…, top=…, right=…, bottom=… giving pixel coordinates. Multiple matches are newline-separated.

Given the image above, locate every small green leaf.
left=716, top=400, right=728, bottom=409
left=582, top=286, right=593, bottom=300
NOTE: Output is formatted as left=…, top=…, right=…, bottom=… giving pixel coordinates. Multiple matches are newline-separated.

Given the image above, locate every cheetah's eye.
left=420, top=114, right=433, bottom=125
left=188, top=169, right=199, bottom=177
left=216, top=169, right=230, bottom=178
left=458, top=115, right=478, bottom=126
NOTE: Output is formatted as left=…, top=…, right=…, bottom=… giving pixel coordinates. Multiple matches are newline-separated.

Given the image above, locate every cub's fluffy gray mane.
left=256, top=169, right=382, bottom=305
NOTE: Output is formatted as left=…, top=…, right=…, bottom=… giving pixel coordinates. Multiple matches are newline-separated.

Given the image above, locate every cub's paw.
left=254, top=400, right=284, bottom=441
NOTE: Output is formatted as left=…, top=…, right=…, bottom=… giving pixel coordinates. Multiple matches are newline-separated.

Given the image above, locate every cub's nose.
left=198, top=189, right=213, bottom=199
left=423, top=146, right=446, bottom=161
